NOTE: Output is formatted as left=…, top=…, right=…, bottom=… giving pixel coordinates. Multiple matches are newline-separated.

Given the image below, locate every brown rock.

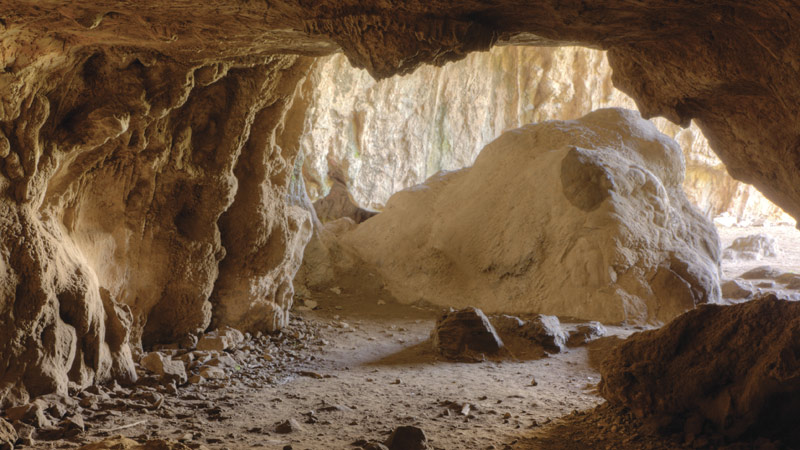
left=600, top=295, right=800, bottom=440
left=274, top=418, right=303, bottom=434
left=492, top=315, right=569, bottom=353
left=431, top=308, right=504, bottom=360
left=385, top=426, right=430, bottom=450
left=140, top=353, right=188, bottom=385
left=198, top=367, right=226, bottom=380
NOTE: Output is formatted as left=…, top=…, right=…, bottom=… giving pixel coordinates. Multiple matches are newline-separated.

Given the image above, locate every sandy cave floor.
left=35, top=224, right=800, bottom=450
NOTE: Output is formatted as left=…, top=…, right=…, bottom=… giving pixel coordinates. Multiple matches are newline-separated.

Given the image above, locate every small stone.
left=206, top=354, right=237, bottom=368
left=304, top=300, right=318, bottom=309
left=566, top=322, right=607, bottom=347
left=385, top=426, right=430, bottom=450
left=275, top=418, right=303, bottom=434
left=530, top=377, right=538, bottom=386
left=330, top=287, right=342, bottom=295
left=141, top=352, right=188, bottom=384
left=199, top=366, right=227, bottom=380
left=377, top=300, right=386, bottom=305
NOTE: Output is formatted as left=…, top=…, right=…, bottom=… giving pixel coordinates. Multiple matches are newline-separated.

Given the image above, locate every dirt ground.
left=36, top=224, right=800, bottom=450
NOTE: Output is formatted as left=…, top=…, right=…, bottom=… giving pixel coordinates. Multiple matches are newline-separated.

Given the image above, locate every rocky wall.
left=300, top=47, right=792, bottom=225
left=0, top=45, right=313, bottom=405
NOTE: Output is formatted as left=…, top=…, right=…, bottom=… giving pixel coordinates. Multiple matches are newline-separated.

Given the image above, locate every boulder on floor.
left=341, top=108, right=721, bottom=325
left=431, top=308, right=504, bottom=360
left=599, top=295, right=800, bottom=441
left=491, top=314, right=568, bottom=353
left=722, top=234, right=779, bottom=260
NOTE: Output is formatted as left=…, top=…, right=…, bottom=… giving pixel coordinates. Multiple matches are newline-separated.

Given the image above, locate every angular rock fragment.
left=431, top=308, right=504, bottom=360
left=196, top=327, right=245, bottom=352
left=566, top=322, right=608, bottom=347
left=140, top=353, right=188, bottom=385
left=600, top=295, right=800, bottom=441
left=199, top=367, right=226, bottom=380
left=275, top=418, right=303, bottom=434
left=720, top=279, right=753, bottom=300
left=492, top=314, right=568, bottom=353
left=385, top=426, right=430, bottom=450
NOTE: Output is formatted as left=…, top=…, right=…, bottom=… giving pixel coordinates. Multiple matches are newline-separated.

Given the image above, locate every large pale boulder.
left=341, top=108, right=721, bottom=324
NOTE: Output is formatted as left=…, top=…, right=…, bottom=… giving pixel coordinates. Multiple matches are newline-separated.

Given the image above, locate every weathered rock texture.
left=340, top=109, right=721, bottom=324
left=600, top=296, right=800, bottom=441
left=4, top=0, right=800, bottom=405
left=300, top=47, right=792, bottom=225
left=0, top=41, right=313, bottom=405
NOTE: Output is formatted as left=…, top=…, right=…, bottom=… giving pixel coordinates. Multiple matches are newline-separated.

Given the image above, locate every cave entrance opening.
left=295, top=45, right=800, bottom=310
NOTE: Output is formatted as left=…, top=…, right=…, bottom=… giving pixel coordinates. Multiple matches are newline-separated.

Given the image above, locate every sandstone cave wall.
left=300, top=46, right=792, bottom=225
left=0, top=47, right=314, bottom=405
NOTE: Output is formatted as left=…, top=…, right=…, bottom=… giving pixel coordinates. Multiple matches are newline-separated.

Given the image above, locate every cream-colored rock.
left=300, top=47, right=791, bottom=225
left=341, top=109, right=721, bottom=324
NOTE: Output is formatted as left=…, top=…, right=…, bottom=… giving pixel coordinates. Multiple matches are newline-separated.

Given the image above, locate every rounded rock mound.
left=342, top=108, right=721, bottom=324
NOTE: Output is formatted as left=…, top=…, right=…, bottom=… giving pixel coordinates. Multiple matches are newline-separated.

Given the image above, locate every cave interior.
left=1, top=2, right=800, bottom=450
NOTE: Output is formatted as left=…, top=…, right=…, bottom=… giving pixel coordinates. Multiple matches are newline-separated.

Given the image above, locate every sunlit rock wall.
left=300, top=46, right=791, bottom=225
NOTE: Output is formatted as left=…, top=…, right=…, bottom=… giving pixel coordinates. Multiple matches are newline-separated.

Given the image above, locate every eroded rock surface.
left=4, top=0, right=800, bottom=408
left=0, top=49, right=313, bottom=405
left=600, top=296, right=800, bottom=441
left=339, top=109, right=720, bottom=324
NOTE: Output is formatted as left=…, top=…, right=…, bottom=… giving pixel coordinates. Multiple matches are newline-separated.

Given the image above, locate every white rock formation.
left=300, top=46, right=792, bottom=225
left=722, top=234, right=780, bottom=261
left=339, top=109, right=721, bottom=324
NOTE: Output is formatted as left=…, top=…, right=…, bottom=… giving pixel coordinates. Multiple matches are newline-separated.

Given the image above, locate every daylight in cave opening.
left=3, top=3, right=800, bottom=449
